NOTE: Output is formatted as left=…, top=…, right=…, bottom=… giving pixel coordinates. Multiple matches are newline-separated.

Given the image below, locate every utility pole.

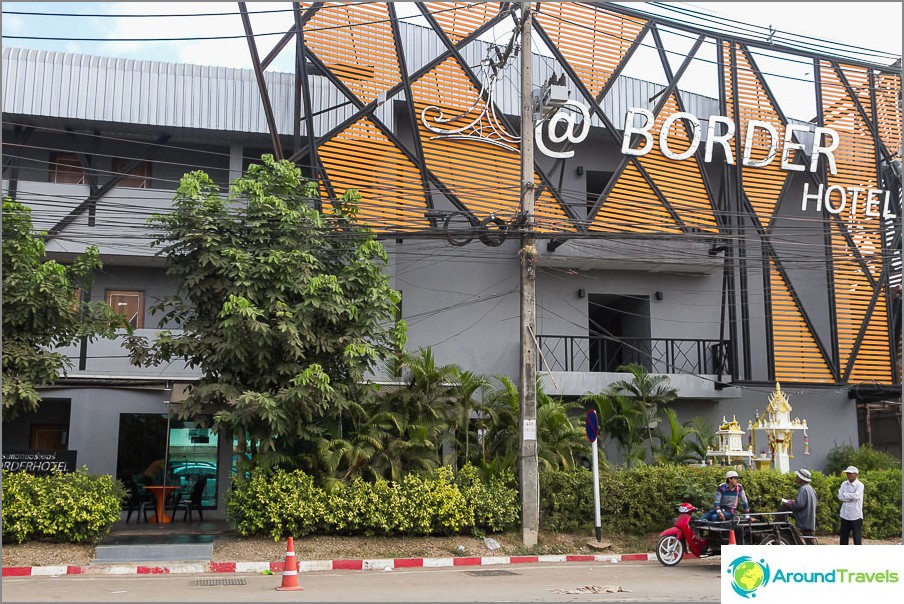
left=519, top=0, right=539, bottom=547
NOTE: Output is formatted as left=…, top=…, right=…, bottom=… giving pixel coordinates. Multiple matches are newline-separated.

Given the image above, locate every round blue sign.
left=585, top=409, right=599, bottom=442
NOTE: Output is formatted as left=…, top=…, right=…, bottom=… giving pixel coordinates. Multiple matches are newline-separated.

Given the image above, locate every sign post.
left=585, top=409, right=602, bottom=543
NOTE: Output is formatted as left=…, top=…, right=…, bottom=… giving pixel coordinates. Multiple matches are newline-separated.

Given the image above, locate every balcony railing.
left=537, top=335, right=731, bottom=377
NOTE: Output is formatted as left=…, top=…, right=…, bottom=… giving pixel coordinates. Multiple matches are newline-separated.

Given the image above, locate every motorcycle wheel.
left=656, top=534, right=685, bottom=566
left=759, top=534, right=791, bottom=545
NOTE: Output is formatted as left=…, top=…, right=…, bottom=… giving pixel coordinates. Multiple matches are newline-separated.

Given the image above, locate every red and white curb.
left=2, top=552, right=653, bottom=577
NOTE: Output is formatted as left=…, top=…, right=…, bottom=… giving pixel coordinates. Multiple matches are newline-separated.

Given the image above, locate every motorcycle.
left=656, top=502, right=805, bottom=566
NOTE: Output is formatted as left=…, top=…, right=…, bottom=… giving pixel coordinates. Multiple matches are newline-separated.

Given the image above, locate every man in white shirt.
left=837, top=465, right=864, bottom=545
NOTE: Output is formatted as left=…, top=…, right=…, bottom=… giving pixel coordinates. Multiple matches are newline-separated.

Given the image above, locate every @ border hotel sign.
left=536, top=102, right=897, bottom=220
left=2, top=450, right=78, bottom=474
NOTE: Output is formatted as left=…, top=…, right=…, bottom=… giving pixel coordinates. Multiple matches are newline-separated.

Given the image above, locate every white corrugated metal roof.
left=2, top=47, right=301, bottom=133
left=2, top=22, right=723, bottom=134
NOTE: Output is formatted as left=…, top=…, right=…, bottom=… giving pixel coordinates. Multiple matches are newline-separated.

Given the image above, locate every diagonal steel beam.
left=238, top=1, right=284, bottom=159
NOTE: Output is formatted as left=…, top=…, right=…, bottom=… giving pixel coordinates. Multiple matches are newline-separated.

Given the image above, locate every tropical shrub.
left=824, top=443, right=901, bottom=475
left=455, top=463, right=519, bottom=533
left=227, top=468, right=328, bottom=540
left=1, top=469, right=125, bottom=544
left=394, top=467, right=470, bottom=535
left=228, top=465, right=519, bottom=539
left=540, top=465, right=901, bottom=539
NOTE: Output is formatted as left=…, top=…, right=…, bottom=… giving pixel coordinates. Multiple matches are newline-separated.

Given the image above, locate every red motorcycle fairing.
left=657, top=525, right=701, bottom=558
left=658, top=526, right=684, bottom=538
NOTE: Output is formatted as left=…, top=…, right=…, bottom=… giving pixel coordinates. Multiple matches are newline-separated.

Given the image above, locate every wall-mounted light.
left=577, top=288, right=586, bottom=299
left=576, top=165, right=584, bottom=176
left=654, top=291, right=664, bottom=301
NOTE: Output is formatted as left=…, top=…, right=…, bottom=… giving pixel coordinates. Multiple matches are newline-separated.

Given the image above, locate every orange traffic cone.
left=276, top=536, right=304, bottom=591
left=728, top=529, right=737, bottom=545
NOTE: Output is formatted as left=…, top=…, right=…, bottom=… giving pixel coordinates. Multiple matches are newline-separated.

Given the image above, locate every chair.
left=124, top=479, right=158, bottom=523
left=175, top=477, right=207, bottom=522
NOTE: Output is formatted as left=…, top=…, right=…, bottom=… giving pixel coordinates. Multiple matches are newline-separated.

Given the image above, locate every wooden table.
left=142, top=485, right=181, bottom=523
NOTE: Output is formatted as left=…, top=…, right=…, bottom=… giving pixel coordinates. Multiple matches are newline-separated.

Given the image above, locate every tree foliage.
left=2, top=199, right=127, bottom=420
left=126, top=156, right=406, bottom=464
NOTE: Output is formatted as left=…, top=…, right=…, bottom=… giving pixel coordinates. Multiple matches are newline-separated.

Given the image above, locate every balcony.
left=537, top=334, right=738, bottom=398
left=53, top=329, right=199, bottom=382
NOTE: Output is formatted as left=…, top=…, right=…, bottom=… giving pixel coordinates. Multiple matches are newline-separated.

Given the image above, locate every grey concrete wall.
left=387, top=239, right=522, bottom=379
left=35, top=385, right=171, bottom=476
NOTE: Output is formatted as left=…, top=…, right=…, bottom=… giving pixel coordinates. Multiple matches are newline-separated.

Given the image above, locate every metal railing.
left=537, top=335, right=731, bottom=377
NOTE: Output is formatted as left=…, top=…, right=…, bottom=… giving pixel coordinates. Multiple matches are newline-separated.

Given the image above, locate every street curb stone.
left=2, top=552, right=654, bottom=577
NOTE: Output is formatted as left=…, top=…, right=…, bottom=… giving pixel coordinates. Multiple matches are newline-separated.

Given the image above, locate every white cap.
left=725, top=470, right=739, bottom=479
left=795, top=468, right=812, bottom=482
left=843, top=466, right=859, bottom=474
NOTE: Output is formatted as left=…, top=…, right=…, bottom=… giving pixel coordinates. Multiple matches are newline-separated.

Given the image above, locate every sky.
left=1, top=1, right=901, bottom=119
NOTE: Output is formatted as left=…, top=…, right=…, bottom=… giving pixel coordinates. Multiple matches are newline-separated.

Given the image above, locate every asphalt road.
left=1, top=558, right=722, bottom=602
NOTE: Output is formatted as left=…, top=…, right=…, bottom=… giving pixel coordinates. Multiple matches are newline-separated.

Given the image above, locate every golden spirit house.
left=2, top=2, right=901, bottom=518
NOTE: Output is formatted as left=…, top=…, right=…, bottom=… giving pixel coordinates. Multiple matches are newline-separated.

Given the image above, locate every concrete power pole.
left=519, top=0, right=539, bottom=547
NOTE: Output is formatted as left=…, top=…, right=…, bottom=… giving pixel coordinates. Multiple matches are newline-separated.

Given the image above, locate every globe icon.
left=733, top=560, right=765, bottom=592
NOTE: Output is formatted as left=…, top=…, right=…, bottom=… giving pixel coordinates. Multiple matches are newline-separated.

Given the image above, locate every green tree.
left=2, top=199, right=127, bottom=420
left=125, top=156, right=406, bottom=466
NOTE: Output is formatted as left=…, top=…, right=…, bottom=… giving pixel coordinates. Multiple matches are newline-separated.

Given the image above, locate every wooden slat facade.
left=293, top=2, right=901, bottom=386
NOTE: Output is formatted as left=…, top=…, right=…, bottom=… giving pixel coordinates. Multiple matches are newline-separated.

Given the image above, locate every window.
left=106, top=290, right=144, bottom=328
left=50, top=152, right=86, bottom=184
left=111, top=158, right=151, bottom=188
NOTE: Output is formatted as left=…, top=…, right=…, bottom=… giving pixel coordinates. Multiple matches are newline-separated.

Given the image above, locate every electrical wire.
left=1, top=2, right=493, bottom=42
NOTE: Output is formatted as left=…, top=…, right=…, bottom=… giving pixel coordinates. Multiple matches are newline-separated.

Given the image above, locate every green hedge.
left=1, top=469, right=125, bottom=544
left=540, top=465, right=902, bottom=539
left=227, top=464, right=520, bottom=540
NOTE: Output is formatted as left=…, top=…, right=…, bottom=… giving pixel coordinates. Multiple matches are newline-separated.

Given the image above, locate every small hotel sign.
left=2, top=450, right=78, bottom=474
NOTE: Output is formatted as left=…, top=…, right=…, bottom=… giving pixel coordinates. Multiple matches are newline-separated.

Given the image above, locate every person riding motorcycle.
left=701, top=470, right=750, bottom=522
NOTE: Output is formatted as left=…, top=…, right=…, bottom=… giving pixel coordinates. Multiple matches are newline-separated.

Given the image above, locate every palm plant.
left=398, top=347, right=460, bottom=421
left=610, top=363, right=678, bottom=456
left=445, top=369, right=491, bottom=468
left=580, top=389, right=647, bottom=466
left=535, top=392, right=585, bottom=471
left=684, top=416, right=717, bottom=461
left=652, top=408, right=703, bottom=465
left=481, top=374, right=521, bottom=464
left=482, top=375, right=587, bottom=472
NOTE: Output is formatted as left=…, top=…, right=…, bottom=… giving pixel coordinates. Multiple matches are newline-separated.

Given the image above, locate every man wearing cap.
left=781, top=468, right=818, bottom=540
left=701, top=470, right=750, bottom=523
left=837, top=466, right=864, bottom=545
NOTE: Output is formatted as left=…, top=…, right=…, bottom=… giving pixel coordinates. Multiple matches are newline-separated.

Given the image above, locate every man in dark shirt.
left=782, top=468, right=818, bottom=540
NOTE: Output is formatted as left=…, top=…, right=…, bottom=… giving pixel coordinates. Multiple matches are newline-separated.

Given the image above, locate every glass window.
left=116, top=413, right=219, bottom=509
left=168, top=422, right=219, bottom=508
